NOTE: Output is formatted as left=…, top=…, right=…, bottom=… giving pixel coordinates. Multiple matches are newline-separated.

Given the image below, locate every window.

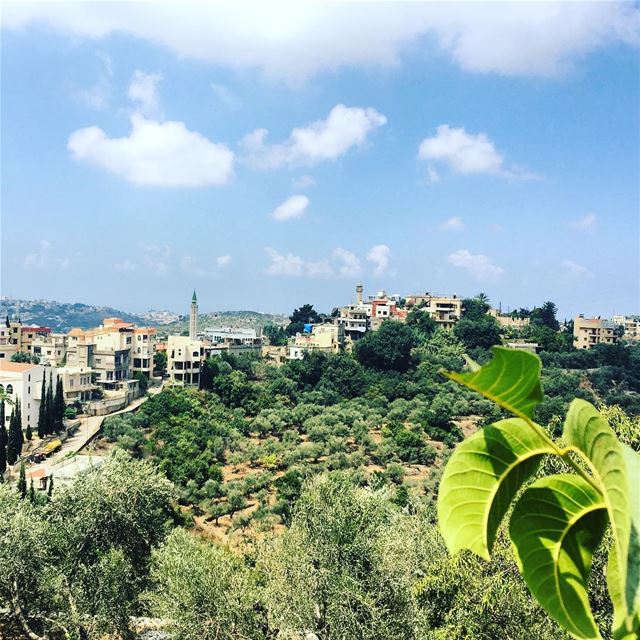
left=126, top=337, right=132, bottom=344
left=6, top=384, right=13, bottom=394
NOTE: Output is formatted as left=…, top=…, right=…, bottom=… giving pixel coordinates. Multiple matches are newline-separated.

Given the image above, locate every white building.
left=0, top=361, right=48, bottom=434
left=612, top=315, right=640, bottom=341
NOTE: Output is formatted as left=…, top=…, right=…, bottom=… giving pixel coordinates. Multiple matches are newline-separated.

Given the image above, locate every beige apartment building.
left=166, top=335, right=204, bottom=386
left=288, top=323, right=345, bottom=360
left=405, top=293, right=462, bottom=330
left=67, top=318, right=156, bottom=390
left=0, top=317, right=51, bottom=360
left=573, top=316, right=619, bottom=350
left=55, top=366, right=94, bottom=403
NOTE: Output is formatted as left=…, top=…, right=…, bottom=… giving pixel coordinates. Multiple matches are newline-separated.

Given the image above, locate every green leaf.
left=437, top=418, right=555, bottom=559
left=564, top=400, right=640, bottom=636
left=510, top=474, right=608, bottom=640
left=443, top=346, right=543, bottom=419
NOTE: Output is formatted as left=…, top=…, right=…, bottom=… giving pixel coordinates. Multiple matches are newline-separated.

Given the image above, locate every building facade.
left=405, top=293, right=462, bottom=330
left=167, top=335, right=204, bottom=386
left=612, top=315, right=640, bottom=341
left=288, top=323, right=345, bottom=360
left=573, top=316, right=619, bottom=350
left=0, top=361, right=47, bottom=433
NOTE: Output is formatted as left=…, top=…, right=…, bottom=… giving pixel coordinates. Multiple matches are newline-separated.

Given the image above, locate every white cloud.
left=264, top=248, right=305, bottom=277
left=128, top=70, right=163, bottom=118
left=570, top=213, right=597, bottom=232
left=4, top=4, right=637, bottom=81
left=448, top=249, right=503, bottom=281
left=439, top=216, right=465, bottom=231
left=419, top=125, right=539, bottom=180
left=333, top=248, right=362, bottom=278
left=264, top=246, right=369, bottom=279
left=366, top=244, right=392, bottom=276
left=561, top=259, right=594, bottom=279
left=24, top=240, right=70, bottom=270
left=292, top=174, right=316, bottom=189
left=489, top=223, right=504, bottom=233
left=241, top=104, right=386, bottom=169
left=271, top=195, right=309, bottom=221
left=420, top=125, right=502, bottom=174
left=76, top=51, right=112, bottom=110
left=113, top=260, right=136, bottom=272
left=140, top=243, right=171, bottom=274
left=68, top=114, right=234, bottom=187
left=216, top=254, right=231, bottom=269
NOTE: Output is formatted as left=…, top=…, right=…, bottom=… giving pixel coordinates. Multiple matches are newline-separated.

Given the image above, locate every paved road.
left=9, top=386, right=162, bottom=483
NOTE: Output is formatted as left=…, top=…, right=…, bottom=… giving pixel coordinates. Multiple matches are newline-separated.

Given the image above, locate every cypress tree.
left=0, top=402, right=7, bottom=475
left=47, top=474, right=54, bottom=497
left=6, top=408, right=19, bottom=466
left=45, top=377, right=54, bottom=436
left=7, top=400, right=24, bottom=464
left=16, top=399, right=24, bottom=454
left=17, top=461, right=26, bottom=499
left=54, top=376, right=65, bottom=432
left=37, top=375, right=47, bottom=438
left=25, top=422, right=32, bottom=441
left=28, top=478, right=36, bottom=504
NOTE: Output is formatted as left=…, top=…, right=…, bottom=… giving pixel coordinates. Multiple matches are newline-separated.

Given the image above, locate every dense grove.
left=2, top=299, right=640, bottom=638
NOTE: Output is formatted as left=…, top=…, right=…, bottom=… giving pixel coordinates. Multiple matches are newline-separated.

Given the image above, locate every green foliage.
left=0, top=402, right=7, bottom=474
left=0, top=451, right=174, bottom=639
left=154, top=349, right=168, bottom=375
left=145, top=528, right=266, bottom=639
left=406, top=307, right=437, bottom=340
left=355, top=320, right=418, bottom=372
left=453, top=315, right=501, bottom=350
left=133, top=370, right=149, bottom=392
left=286, top=303, right=321, bottom=336
left=17, top=461, right=27, bottom=499
left=531, top=300, right=561, bottom=331
left=461, top=296, right=491, bottom=321
left=10, top=352, right=37, bottom=364
left=262, top=473, right=416, bottom=640
left=264, top=322, right=288, bottom=346
left=7, top=398, right=22, bottom=465
left=437, top=347, right=640, bottom=640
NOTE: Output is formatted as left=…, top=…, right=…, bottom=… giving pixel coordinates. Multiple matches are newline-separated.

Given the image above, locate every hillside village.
left=0, top=286, right=638, bottom=488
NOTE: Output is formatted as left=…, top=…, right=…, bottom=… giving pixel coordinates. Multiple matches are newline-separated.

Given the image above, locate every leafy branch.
left=437, top=347, right=640, bottom=640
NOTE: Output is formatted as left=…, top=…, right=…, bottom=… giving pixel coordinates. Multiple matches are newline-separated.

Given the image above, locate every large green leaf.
left=510, top=474, right=608, bottom=640
left=607, top=445, right=640, bottom=639
left=437, top=418, right=555, bottom=559
left=443, top=346, right=543, bottom=419
left=564, top=400, right=640, bottom=636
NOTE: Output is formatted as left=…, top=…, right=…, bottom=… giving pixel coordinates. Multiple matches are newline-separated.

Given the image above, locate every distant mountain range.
left=0, top=299, right=288, bottom=333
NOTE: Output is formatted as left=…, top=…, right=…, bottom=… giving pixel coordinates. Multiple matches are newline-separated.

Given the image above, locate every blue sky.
left=2, top=3, right=639, bottom=319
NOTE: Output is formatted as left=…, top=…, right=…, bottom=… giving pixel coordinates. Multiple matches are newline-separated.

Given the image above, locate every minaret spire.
left=189, top=290, right=198, bottom=340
